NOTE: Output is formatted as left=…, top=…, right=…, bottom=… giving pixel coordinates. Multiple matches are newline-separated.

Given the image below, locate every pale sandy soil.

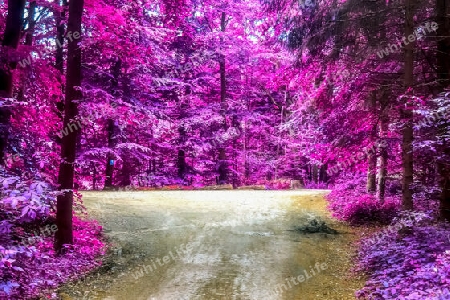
left=58, top=190, right=364, bottom=300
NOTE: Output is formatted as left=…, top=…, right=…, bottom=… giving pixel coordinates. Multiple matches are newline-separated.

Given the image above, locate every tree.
left=435, top=0, right=450, bottom=221
left=55, top=0, right=85, bottom=252
left=0, top=0, right=26, bottom=164
left=401, top=0, right=415, bottom=210
left=218, top=11, right=228, bottom=184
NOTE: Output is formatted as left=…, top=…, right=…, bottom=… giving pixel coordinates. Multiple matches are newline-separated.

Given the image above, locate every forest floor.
left=58, top=190, right=365, bottom=300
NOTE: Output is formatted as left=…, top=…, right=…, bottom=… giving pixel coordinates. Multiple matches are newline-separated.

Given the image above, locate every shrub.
left=327, top=189, right=400, bottom=225
left=0, top=174, right=105, bottom=299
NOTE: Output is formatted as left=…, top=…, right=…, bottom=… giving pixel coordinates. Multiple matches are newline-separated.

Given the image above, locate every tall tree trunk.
left=436, top=0, right=450, bottom=87
left=17, top=1, right=36, bottom=103
left=378, top=97, right=389, bottom=202
left=218, top=11, right=227, bottom=184
left=367, top=92, right=377, bottom=193
left=401, top=0, right=415, bottom=210
left=0, top=0, right=26, bottom=164
left=177, top=101, right=188, bottom=180
left=25, top=1, right=36, bottom=47
left=436, top=0, right=450, bottom=220
left=55, top=0, right=84, bottom=252
left=56, top=0, right=68, bottom=73
left=367, top=154, right=377, bottom=192
left=55, top=0, right=68, bottom=125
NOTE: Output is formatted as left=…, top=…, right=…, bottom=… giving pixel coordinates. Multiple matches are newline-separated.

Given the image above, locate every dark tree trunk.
left=55, top=0, right=68, bottom=124
left=25, top=1, right=36, bottom=47
left=312, top=165, right=318, bottom=183
left=55, top=0, right=84, bottom=252
left=104, top=119, right=116, bottom=189
left=367, top=153, right=377, bottom=193
left=367, top=92, right=377, bottom=193
left=177, top=101, right=188, bottom=180
left=438, top=144, right=450, bottom=221
left=55, top=0, right=68, bottom=73
left=436, top=0, right=450, bottom=87
left=17, top=1, right=36, bottom=103
left=436, top=0, right=450, bottom=221
left=217, top=11, right=227, bottom=184
left=178, top=150, right=186, bottom=179
left=319, top=164, right=327, bottom=183
left=401, top=0, right=414, bottom=210
left=0, top=0, right=26, bottom=164
left=92, top=163, right=97, bottom=190
left=378, top=100, right=389, bottom=202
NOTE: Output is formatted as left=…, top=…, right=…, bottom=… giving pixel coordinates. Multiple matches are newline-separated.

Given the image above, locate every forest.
left=0, top=0, right=449, bottom=299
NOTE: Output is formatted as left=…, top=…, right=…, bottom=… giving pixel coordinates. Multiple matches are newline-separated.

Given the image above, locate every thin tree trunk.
left=218, top=11, right=227, bottom=184
left=178, top=150, right=186, bottom=178
left=244, top=120, right=249, bottom=182
left=17, top=1, right=36, bottom=103
left=25, top=1, right=36, bottom=47
left=378, top=100, right=389, bottom=202
left=55, top=0, right=84, bottom=252
left=92, top=162, right=97, bottom=190
left=0, top=0, right=26, bottom=164
left=104, top=119, right=116, bottom=189
left=367, top=154, right=377, bottom=192
left=367, top=92, right=377, bottom=193
left=275, top=106, right=284, bottom=180
left=401, top=0, right=415, bottom=210
left=177, top=101, right=188, bottom=180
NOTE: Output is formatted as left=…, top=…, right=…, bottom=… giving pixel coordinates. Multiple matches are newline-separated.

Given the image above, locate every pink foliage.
left=355, top=214, right=450, bottom=299
left=256, top=179, right=291, bottom=190
left=327, top=188, right=400, bottom=225
left=0, top=175, right=105, bottom=299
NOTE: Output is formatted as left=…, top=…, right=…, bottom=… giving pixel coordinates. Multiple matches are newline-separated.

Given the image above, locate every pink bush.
left=0, top=175, right=105, bottom=299
left=327, top=189, right=400, bottom=225
left=0, top=217, right=105, bottom=299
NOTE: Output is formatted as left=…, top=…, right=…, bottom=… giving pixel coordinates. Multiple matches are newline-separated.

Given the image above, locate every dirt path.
left=59, top=190, right=363, bottom=300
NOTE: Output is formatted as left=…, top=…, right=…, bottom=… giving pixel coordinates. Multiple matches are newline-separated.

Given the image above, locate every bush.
left=0, top=175, right=105, bottom=299
left=327, top=189, right=400, bottom=225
